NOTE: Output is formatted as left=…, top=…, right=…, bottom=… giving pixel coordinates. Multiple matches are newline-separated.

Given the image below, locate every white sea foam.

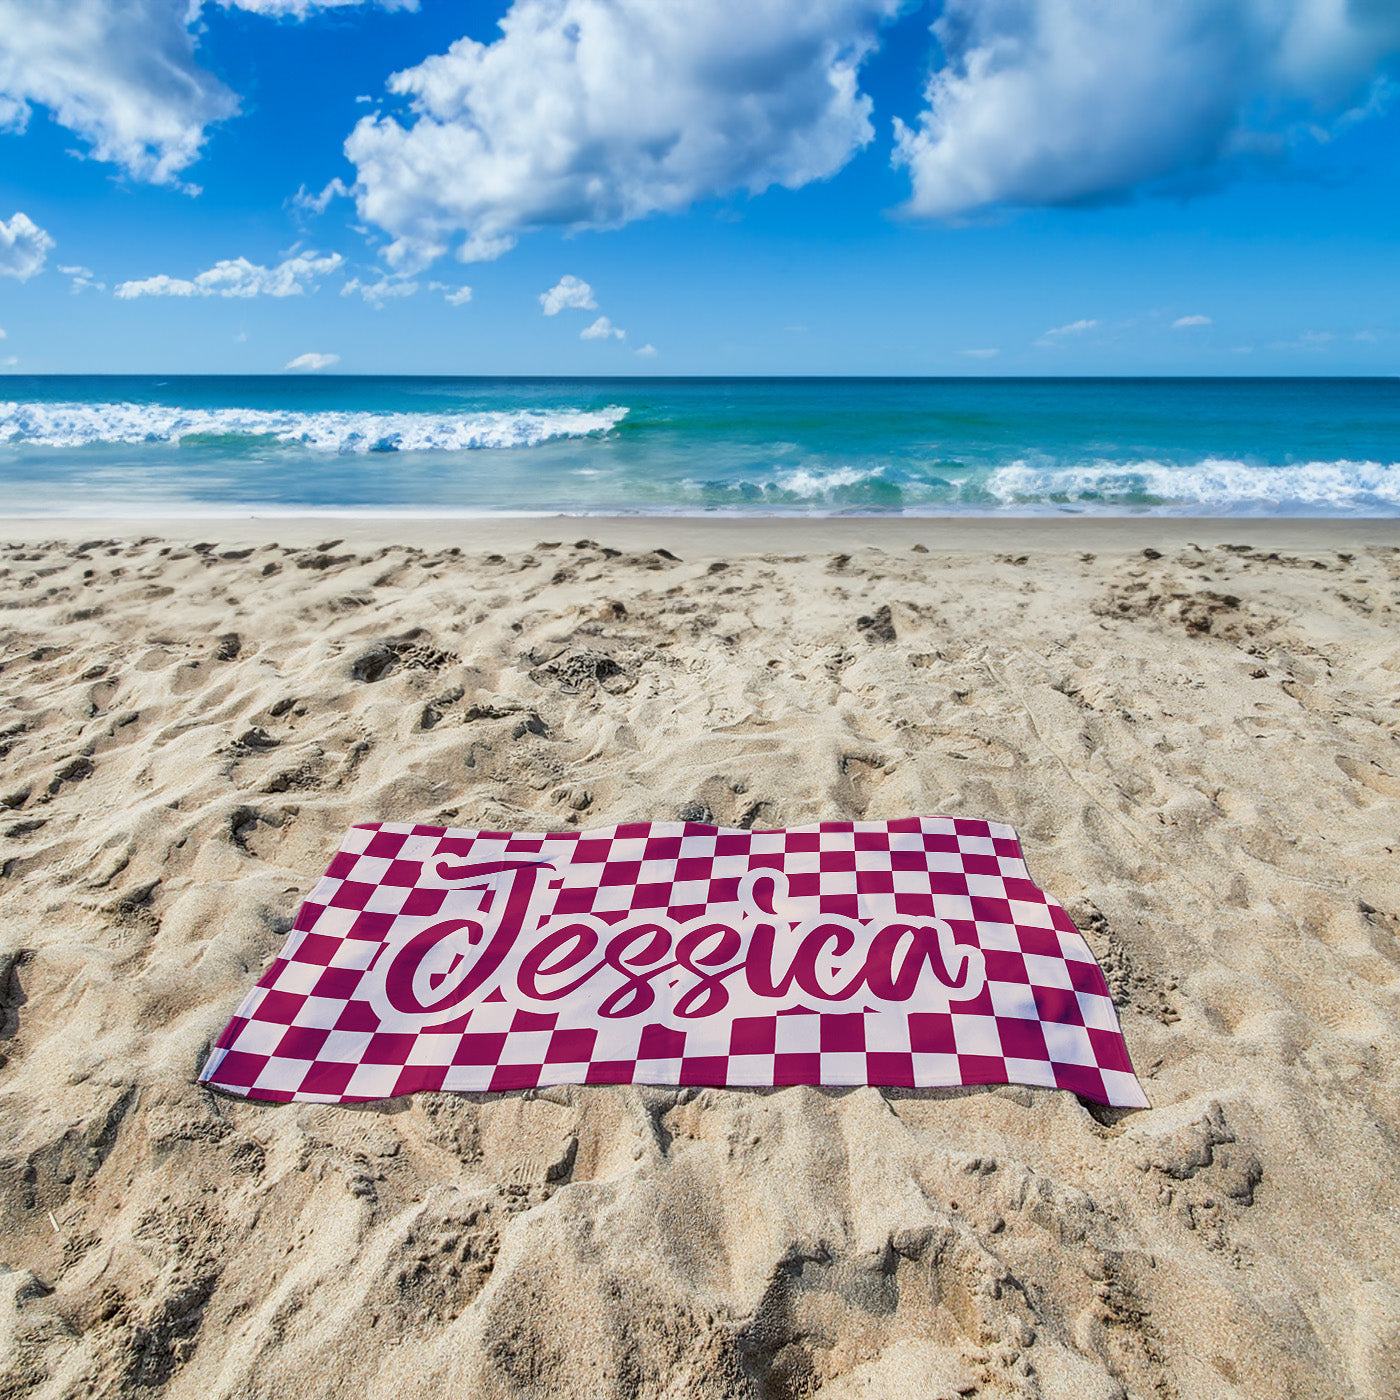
left=985, top=457, right=1400, bottom=512
left=0, top=401, right=629, bottom=453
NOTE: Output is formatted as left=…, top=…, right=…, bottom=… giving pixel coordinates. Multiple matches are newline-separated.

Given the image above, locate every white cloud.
left=345, top=0, right=898, bottom=266
left=285, top=351, right=340, bottom=371
left=58, top=262, right=106, bottom=293
left=290, top=177, right=351, bottom=217
left=341, top=274, right=418, bottom=306
left=0, top=212, right=54, bottom=281
left=428, top=281, right=473, bottom=305
left=959, top=347, right=999, bottom=358
left=580, top=315, right=624, bottom=341
left=540, top=275, right=597, bottom=316
left=0, top=3, right=414, bottom=189
left=634, top=343, right=657, bottom=358
left=1042, top=319, right=1098, bottom=338
left=1172, top=314, right=1213, bottom=328
left=0, top=1, right=239, bottom=187
left=895, top=0, right=1400, bottom=220
left=221, top=0, right=417, bottom=15
left=0, top=328, right=6, bottom=338
left=114, top=251, right=342, bottom=299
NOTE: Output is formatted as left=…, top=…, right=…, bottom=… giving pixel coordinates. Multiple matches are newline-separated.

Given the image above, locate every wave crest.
left=0, top=401, right=629, bottom=453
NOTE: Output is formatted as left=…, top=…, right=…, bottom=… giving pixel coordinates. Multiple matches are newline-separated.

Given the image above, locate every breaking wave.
left=983, top=457, right=1400, bottom=513
left=0, top=401, right=629, bottom=453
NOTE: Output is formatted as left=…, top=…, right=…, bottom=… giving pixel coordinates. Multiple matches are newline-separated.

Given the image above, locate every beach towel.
left=200, top=817, right=1149, bottom=1108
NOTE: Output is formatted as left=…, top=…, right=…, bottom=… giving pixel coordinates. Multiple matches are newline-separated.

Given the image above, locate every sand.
left=1, top=516, right=1398, bottom=1399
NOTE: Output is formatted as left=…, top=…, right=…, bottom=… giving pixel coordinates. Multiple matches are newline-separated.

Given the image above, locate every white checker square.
left=638, top=858, right=679, bottom=885
left=668, top=879, right=713, bottom=908
left=966, top=873, right=1009, bottom=900
left=1078, top=993, right=1120, bottom=1032
left=951, top=1013, right=1003, bottom=1057
left=987, top=980, right=1040, bottom=1020
left=712, top=853, right=752, bottom=879
left=957, top=835, right=996, bottom=857
left=863, top=1012, right=914, bottom=1053
left=818, top=869, right=857, bottom=897
left=726, top=1054, right=775, bottom=1086
left=328, top=937, right=379, bottom=971
left=975, top=921, right=1022, bottom=952
left=748, top=831, right=786, bottom=855
left=1042, top=1021, right=1096, bottom=1067
left=406, top=1033, right=461, bottom=1067
left=1004, top=1056, right=1058, bottom=1089
left=537, top=1061, right=593, bottom=1086
left=496, top=1030, right=553, bottom=1065
left=679, top=834, right=719, bottom=859
left=339, top=826, right=377, bottom=855
left=1058, top=929, right=1098, bottom=963
left=911, top=1051, right=961, bottom=1086
left=348, top=855, right=393, bottom=884
left=1100, top=1069, right=1150, bottom=1108
left=855, top=890, right=899, bottom=922
left=1009, top=899, right=1055, bottom=928
left=292, top=996, right=351, bottom=1030
left=309, top=906, right=361, bottom=939
left=233, top=1017, right=288, bottom=1056
left=773, top=1016, right=821, bottom=1054
left=318, top=1029, right=374, bottom=1063
left=821, top=829, right=856, bottom=852
left=255, top=1056, right=314, bottom=1090
left=363, top=884, right=414, bottom=916
left=820, top=1051, right=868, bottom=1084
left=930, top=894, right=974, bottom=922
left=1023, top=953, right=1074, bottom=989
left=344, top=1062, right=406, bottom=1098
left=783, top=849, right=822, bottom=875
left=635, top=1057, right=683, bottom=1084
left=442, top=1063, right=495, bottom=1092
left=463, top=1000, right=518, bottom=1034
left=588, top=883, right=638, bottom=913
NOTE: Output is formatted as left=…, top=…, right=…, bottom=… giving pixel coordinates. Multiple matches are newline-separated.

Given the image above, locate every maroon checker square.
left=819, top=1013, right=866, bottom=1053
left=546, top=1027, right=597, bottom=1063
left=866, top=1051, right=916, bottom=1086
left=773, top=1052, right=821, bottom=1084
left=679, top=1055, right=730, bottom=1085
left=907, top=1011, right=956, bottom=1054
left=730, top=1016, right=777, bottom=1056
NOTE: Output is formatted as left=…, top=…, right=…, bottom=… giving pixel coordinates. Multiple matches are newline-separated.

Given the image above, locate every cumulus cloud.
left=0, top=1, right=240, bottom=186
left=1041, top=319, right=1098, bottom=338
left=0, top=212, right=54, bottom=281
left=540, top=275, right=597, bottom=316
left=580, top=315, right=624, bottom=340
left=285, top=351, right=340, bottom=371
left=0, top=3, right=416, bottom=188
left=1172, top=314, right=1213, bottom=328
left=346, top=0, right=898, bottom=266
left=895, top=0, right=1400, bottom=220
left=114, top=251, right=342, bottom=299
left=341, top=274, right=417, bottom=305
left=634, top=343, right=658, bottom=358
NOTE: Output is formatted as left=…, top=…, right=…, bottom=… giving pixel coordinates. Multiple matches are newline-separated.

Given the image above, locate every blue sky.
left=0, top=0, right=1397, bottom=376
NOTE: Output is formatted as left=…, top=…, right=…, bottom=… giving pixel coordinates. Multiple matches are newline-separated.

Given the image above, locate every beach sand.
left=1, top=517, right=1398, bottom=1399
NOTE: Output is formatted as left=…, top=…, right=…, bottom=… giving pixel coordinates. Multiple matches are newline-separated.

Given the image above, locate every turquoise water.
left=0, top=375, right=1397, bottom=516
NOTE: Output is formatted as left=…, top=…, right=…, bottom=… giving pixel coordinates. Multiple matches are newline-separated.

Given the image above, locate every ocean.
left=0, top=375, right=1397, bottom=517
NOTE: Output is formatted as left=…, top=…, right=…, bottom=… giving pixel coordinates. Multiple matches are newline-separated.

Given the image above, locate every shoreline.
left=3, top=513, right=1400, bottom=554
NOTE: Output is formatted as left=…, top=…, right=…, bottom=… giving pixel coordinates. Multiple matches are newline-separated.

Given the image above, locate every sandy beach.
left=2, top=516, right=1398, bottom=1399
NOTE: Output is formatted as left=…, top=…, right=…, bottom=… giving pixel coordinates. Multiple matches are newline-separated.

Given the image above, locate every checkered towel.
left=200, top=817, right=1149, bottom=1108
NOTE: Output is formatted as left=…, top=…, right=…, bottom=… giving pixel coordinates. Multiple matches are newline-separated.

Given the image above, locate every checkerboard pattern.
left=199, top=817, right=1149, bottom=1108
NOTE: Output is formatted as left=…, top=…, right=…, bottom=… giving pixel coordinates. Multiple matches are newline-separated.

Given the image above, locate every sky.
left=0, top=0, right=1397, bottom=377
